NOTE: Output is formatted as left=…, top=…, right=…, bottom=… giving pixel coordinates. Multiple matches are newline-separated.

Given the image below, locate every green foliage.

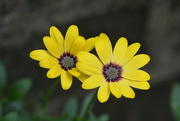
left=63, top=96, right=78, bottom=120
left=62, top=92, right=109, bottom=121
left=0, top=112, right=18, bottom=121
left=78, top=92, right=96, bottom=121
left=171, top=82, right=180, bottom=121
left=0, top=60, right=33, bottom=121
left=0, top=60, right=109, bottom=121
left=8, top=78, right=32, bottom=100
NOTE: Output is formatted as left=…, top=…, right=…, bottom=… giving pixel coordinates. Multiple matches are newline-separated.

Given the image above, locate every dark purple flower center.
left=58, top=52, right=77, bottom=71
left=102, top=62, right=122, bottom=82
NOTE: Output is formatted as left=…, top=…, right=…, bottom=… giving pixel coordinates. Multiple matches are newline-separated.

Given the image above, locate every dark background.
left=1, top=0, right=180, bottom=121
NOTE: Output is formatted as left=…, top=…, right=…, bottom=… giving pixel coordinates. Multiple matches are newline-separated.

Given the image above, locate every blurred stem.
left=43, top=78, right=59, bottom=108
left=78, top=90, right=97, bottom=121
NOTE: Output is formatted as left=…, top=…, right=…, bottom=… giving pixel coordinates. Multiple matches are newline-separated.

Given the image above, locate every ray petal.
left=70, top=36, right=85, bottom=55
left=123, top=54, right=150, bottom=70
left=119, top=43, right=140, bottom=66
left=118, top=81, right=135, bottom=98
left=112, top=37, right=128, bottom=63
left=82, top=75, right=105, bottom=89
left=83, top=37, right=95, bottom=52
left=98, top=82, right=110, bottom=103
left=30, top=50, right=52, bottom=61
left=49, top=26, right=64, bottom=53
left=43, top=36, right=62, bottom=58
left=46, top=64, right=62, bottom=78
left=64, top=25, right=79, bottom=52
left=39, top=57, right=58, bottom=69
left=122, top=70, right=150, bottom=81
left=110, top=82, right=122, bottom=98
left=61, top=70, right=73, bottom=90
left=95, top=34, right=112, bottom=65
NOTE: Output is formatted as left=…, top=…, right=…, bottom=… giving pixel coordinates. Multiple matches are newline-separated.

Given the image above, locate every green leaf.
left=97, top=114, right=109, bottom=121
left=78, top=91, right=96, bottom=121
left=87, top=112, right=109, bottom=121
left=170, top=82, right=180, bottom=121
left=87, top=111, right=96, bottom=121
left=63, top=96, right=78, bottom=119
left=0, top=60, right=7, bottom=95
left=44, top=116, right=67, bottom=121
left=0, top=112, right=18, bottom=121
left=8, top=78, right=32, bottom=100
left=5, top=100, right=24, bottom=112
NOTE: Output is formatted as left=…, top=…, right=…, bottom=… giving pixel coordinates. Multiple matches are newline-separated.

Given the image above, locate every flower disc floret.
left=58, top=52, right=77, bottom=71
left=103, top=62, right=122, bottom=82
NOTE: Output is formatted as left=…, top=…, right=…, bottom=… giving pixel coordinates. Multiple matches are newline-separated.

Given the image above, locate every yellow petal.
left=118, top=81, right=135, bottom=98
left=77, top=72, right=89, bottom=82
left=39, top=57, right=58, bottom=69
left=30, top=50, right=52, bottom=61
left=68, top=68, right=80, bottom=77
left=65, top=25, right=79, bottom=52
left=43, top=36, right=62, bottom=58
left=83, top=37, right=95, bottom=52
left=61, top=70, right=72, bottom=90
left=128, top=80, right=150, bottom=90
left=76, top=62, right=102, bottom=76
left=49, top=26, right=64, bottom=53
left=95, top=33, right=112, bottom=65
left=112, top=37, right=128, bottom=63
left=119, top=43, right=140, bottom=66
left=109, top=82, right=122, bottom=98
left=46, top=64, right=62, bottom=78
left=77, top=51, right=102, bottom=66
left=70, top=36, right=85, bottom=55
left=77, top=52, right=102, bottom=76
left=98, top=82, right=110, bottom=103
left=122, top=70, right=150, bottom=81
left=82, top=75, right=105, bottom=89
left=123, top=54, right=150, bottom=70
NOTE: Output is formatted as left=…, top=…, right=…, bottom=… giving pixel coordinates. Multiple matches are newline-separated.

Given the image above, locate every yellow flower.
left=30, top=25, right=95, bottom=90
left=77, top=33, right=150, bottom=103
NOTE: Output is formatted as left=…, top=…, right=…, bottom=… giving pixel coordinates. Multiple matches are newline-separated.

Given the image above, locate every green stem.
left=78, top=90, right=97, bottom=121
left=43, top=78, right=59, bottom=107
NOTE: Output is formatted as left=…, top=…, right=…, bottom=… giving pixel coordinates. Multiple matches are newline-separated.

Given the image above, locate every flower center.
left=58, top=52, right=77, bottom=71
left=102, top=62, right=122, bottom=82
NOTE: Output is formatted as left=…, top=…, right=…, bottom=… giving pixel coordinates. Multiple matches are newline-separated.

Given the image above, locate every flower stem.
left=43, top=78, right=59, bottom=107
left=78, top=90, right=97, bottom=121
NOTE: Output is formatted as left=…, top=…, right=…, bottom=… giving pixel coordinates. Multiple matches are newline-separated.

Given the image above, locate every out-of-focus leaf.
left=17, top=111, right=32, bottom=121
left=63, top=96, right=78, bottom=119
left=170, top=82, right=180, bottom=121
left=8, top=78, right=32, bottom=100
left=45, top=116, right=68, bottom=121
left=97, top=114, right=109, bottom=121
left=87, top=111, right=96, bottom=121
left=87, top=112, right=109, bottom=121
left=0, top=60, right=7, bottom=95
left=0, top=112, right=18, bottom=121
left=78, top=91, right=96, bottom=121
left=5, top=100, right=24, bottom=112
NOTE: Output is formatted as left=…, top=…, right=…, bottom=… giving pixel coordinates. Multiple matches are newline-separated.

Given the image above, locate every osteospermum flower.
left=77, top=33, right=150, bottom=103
left=30, top=25, right=94, bottom=90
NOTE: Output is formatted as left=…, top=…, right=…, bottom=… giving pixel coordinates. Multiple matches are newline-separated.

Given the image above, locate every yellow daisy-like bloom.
left=77, top=33, right=150, bottom=103
left=30, top=25, right=95, bottom=90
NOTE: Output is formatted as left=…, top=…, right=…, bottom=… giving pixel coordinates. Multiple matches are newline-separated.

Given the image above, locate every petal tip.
left=81, top=83, right=88, bottom=89
left=62, top=86, right=70, bottom=90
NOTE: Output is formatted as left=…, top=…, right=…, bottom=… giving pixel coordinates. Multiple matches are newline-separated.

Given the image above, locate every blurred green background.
left=0, top=0, right=180, bottom=121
